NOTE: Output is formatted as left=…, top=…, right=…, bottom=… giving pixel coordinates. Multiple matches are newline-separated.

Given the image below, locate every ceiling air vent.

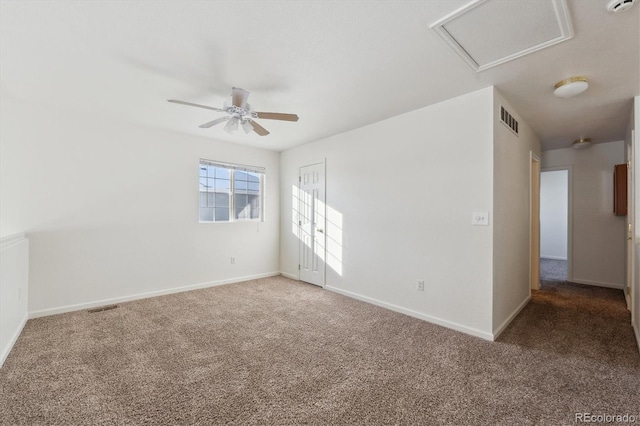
left=430, top=0, right=573, bottom=72
left=500, top=106, right=519, bottom=136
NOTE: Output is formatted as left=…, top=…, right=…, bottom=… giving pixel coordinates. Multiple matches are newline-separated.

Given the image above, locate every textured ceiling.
left=1, top=0, right=638, bottom=152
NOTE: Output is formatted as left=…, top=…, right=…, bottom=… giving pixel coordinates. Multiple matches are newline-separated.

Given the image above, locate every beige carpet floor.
left=1, top=276, right=638, bottom=425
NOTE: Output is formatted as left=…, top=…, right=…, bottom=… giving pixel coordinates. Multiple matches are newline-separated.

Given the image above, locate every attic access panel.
left=430, top=0, right=573, bottom=72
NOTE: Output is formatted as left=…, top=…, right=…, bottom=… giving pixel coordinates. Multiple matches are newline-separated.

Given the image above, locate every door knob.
left=316, top=228, right=324, bottom=233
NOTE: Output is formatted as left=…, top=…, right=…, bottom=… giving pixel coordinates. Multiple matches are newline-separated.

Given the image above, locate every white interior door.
left=299, top=163, right=325, bottom=287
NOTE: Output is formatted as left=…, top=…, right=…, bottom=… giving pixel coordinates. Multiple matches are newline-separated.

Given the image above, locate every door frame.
left=530, top=153, right=541, bottom=291
left=626, top=132, right=635, bottom=312
left=540, top=165, right=573, bottom=283
left=297, top=161, right=326, bottom=288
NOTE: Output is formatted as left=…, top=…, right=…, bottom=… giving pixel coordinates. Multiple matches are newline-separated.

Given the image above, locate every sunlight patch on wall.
left=291, top=184, right=343, bottom=276
left=325, top=202, right=343, bottom=276
left=292, top=184, right=301, bottom=238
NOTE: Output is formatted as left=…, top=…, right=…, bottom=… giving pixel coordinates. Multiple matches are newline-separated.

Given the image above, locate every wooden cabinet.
left=614, top=163, right=627, bottom=216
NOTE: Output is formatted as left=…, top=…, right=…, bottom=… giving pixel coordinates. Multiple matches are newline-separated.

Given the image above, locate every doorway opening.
left=540, top=167, right=571, bottom=286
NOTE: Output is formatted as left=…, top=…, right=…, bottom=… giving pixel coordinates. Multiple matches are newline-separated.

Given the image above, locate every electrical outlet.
left=417, top=280, right=425, bottom=291
left=231, top=257, right=235, bottom=264
left=472, top=212, right=489, bottom=226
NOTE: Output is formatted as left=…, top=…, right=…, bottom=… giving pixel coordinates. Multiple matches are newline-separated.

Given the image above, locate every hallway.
left=540, top=258, right=568, bottom=283
left=505, top=279, right=636, bottom=364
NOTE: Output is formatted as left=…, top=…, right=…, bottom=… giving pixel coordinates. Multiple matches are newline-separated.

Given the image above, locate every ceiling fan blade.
left=255, top=112, right=299, bottom=122
left=250, top=120, right=270, bottom=136
left=231, top=87, right=250, bottom=108
left=168, top=99, right=225, bottom=112
left=199, top=116, right=230, bottom=128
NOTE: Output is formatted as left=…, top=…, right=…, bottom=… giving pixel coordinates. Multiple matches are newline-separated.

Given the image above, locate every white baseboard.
left=280, top=271, right=299, bottom=280
left=0, top=313, right=28, bottom=368
left=325, top=285, right=493, bottom=341
left=634, top=323, right=640, bottom=355
left=492, top=295, right=531, bottom=340
left=28, top=272, right=281, bottom=319
left=540, top=255, right=567, bottom=261
left=570, top=278, right=624, bottom=290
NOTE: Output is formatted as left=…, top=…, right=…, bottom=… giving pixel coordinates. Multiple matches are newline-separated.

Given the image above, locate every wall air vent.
left=500, top=106, right=519, bottom=136
left=88, top=304, right=118, bottom=313
left=430, top=0, right=573, bottom=72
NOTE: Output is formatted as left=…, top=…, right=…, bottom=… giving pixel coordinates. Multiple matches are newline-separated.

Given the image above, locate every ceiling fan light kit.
left=553, top=76, right=589, bottom=98
left=224, top=116, right=239, bottom=134
left=168, top=87, right=299, bottom=137
left=242, top=120, right=254, bottom=134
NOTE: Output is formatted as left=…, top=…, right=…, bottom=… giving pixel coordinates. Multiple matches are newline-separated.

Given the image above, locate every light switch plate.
left=472, top=212, right=489, bottom=226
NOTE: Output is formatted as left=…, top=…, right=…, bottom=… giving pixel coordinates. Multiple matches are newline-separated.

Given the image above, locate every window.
left=199, top=160, right=264, bottom=222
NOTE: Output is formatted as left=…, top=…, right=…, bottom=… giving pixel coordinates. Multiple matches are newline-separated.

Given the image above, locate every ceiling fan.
left=168, top=87, right=299, bottom=136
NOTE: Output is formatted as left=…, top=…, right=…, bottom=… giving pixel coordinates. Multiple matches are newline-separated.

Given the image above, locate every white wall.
left=542, top=141, right=625, bottom=289
left=492, top=89, right=541, bottom=336
left=281, top=87, right=496, bottom=339
left=0, top=234, right=29, bottom=367
left=540, top=170, right=568, bottom=260
left=0, top=97, right=280, bottom=316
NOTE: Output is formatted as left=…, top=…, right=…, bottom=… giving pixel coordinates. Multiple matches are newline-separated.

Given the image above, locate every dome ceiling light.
left=572, top=138, right=592, bottom=150
left=554, top=76, right=589, bottom=98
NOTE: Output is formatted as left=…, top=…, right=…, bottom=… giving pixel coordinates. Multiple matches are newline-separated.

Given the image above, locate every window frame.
left=199, top=159, right=265, bottom=223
